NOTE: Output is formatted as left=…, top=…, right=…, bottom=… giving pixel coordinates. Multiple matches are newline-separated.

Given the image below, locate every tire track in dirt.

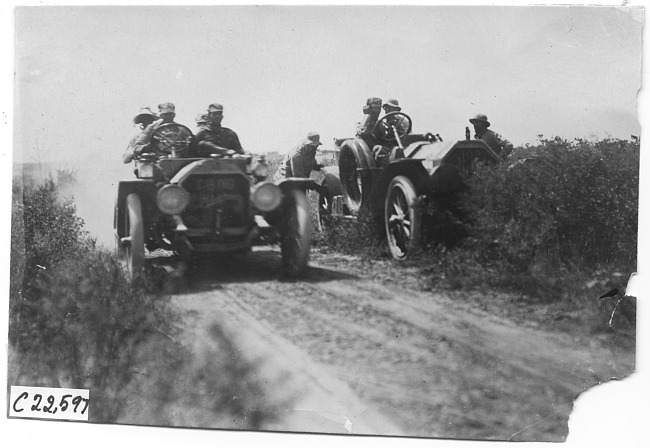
left=174, top=287, right=405, bottom=436
left=171, top=249, right=634, bottom=441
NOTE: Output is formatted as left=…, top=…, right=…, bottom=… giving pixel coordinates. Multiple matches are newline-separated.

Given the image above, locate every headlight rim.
left=156, top=184, right=190, bottom=215
left=251, top=182, right=282, bottom=212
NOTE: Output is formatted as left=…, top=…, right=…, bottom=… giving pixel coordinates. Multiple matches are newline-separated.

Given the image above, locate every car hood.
left=405, top=139, right=498, bottom=167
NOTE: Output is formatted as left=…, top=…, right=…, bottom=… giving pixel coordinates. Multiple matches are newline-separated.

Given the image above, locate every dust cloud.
left=60, top=160, right=135, bottom=249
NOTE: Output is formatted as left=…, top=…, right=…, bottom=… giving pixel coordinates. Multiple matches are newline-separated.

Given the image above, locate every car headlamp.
left=251, top=182, right=282, bottom=212
left=157, top=184, right=190, bottom=215
left=138, top=163, right=155, bottom=179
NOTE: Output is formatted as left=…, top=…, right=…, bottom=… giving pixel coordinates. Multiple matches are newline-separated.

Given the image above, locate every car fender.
left=368, top=159, right=430, bottom=225
left=276, top=177, right=318, bottom=193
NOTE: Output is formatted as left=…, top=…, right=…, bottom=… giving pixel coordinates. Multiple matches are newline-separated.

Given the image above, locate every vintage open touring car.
left=318, top=112, right=500, bottom=259
left=114, top=122, right=315, bottom=280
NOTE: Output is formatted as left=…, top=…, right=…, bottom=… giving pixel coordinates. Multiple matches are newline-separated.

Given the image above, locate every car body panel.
left=115, top=155, right=304, bottom=254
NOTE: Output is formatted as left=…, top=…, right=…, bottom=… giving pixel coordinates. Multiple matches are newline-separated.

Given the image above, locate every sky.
left=2, top=2, right=650, bottom=448
left=11, top=4, right=643, bottom=164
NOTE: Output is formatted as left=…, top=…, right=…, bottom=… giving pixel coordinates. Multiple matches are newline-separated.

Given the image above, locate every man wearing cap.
left=193, top=103, right=244, bottom=157
left=356, top=97, right=383, bottom=142
left=274, top=132, right=324, bottom=181
left=469, top=114, right=513, bottom=157
left=123, top=106, right=159, bottom=163
left=127, top=102, right=181, bottom=160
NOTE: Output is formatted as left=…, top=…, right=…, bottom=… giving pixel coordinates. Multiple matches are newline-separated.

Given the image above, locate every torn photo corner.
left=4, top=2, right=646, bottom=447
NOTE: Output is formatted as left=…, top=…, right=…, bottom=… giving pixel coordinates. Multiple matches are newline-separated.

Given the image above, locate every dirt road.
left=160, top=247, right=634, bottom=442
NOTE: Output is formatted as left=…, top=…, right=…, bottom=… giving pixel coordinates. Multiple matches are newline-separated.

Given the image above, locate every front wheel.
left=123, top=193, right=145, bottom=280
left=280, top=189, right=312, bottom=277
left=384, top=176, right=421, bottom=260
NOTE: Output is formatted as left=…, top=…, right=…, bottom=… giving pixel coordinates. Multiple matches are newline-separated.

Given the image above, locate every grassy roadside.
left=8, top=170, right=287, bottom=426
left=305, top=138, right=638, bottom=347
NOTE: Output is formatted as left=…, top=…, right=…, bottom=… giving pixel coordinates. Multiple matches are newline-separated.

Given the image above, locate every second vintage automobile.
left=114, top=122, right=315, bottom=280
left=319, top=112, right=500, bottom=259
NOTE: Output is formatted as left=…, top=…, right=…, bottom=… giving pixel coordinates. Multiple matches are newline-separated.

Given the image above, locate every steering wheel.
left=151, top=123, right=193, bottom=154
left=372, top=112, right=412, bottom=144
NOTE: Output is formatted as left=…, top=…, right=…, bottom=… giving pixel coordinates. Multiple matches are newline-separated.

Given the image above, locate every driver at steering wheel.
left=368, top=98, right=412, bottom=165
left=381, top=98, right=411, bottom=137
left=129, top=102, right=183, bottom=158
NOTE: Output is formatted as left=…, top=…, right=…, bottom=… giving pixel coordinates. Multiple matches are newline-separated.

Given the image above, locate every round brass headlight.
left=252, top=182, right=282, bottom=212
left=157, top=184, right=190, bottom=215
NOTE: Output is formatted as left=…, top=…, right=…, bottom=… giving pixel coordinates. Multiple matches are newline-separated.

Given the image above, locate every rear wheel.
left=338, top=140, right=374, bottom=214
left=280, top=189, right=312, bottom=277
left=384, top=176, right=421, bottom=260
left=123, top=194, right=145, bottom=280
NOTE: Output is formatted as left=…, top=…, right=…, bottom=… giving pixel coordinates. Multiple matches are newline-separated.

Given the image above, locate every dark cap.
left=366, top=97, right=382, bottom=107
left=208, top=103, right=224, bottom=114
left=158, top=102, right=175, bottom=114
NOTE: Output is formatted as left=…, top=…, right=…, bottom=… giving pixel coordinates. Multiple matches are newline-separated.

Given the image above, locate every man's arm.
left=130, top=121, right=158, bottom=157
left=123, top=147, right=135, bottom=164
left=227, top=129, right=244, bottom=153
left=197, top=140, right=233, bottom=156
left=496, top=133, right=514, bottom=157
left=122, top=134, right=139, bottom=164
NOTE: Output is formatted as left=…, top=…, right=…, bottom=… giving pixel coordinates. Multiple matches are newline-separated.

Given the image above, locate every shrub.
left=9, top=169, right=288, bottom=426
left=9, top=171, right=177, bottom=421
left=313, top=208, right=384, bottom=257
left=434, top=137, right=639, bottom=295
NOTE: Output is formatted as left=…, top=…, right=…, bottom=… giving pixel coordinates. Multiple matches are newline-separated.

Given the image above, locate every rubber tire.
left=281, top=189, right=312, bottom=277
left=125, top=194, right=145, bottom=280
left=338, top=139, right=374, bottom=213
left=114, top=197, right=124, bottom=258
left=384, top=176, right=421, bottom=260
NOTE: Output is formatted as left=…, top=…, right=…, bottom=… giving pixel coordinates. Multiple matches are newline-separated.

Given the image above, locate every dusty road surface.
left=158, top=247, right=633, bottom=442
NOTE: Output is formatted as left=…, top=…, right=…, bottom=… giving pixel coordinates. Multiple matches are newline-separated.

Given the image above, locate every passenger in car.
left=193, top=103, right=244, bottom=157
left=194, top=111, right=210, bottom=133
left=274, top=132, right=324, bottom=181
left=127, top=102, right=181, bottom=158
left=122, top=106, right=158, bottom=163
left=469, top=114, right=513, bottom=157
left=356, top=97, right=383, bottom=143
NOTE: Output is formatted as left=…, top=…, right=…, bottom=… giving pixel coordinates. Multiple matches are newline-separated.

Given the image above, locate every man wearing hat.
left=274, top=132, right=324, bottom=181
left=193, top=103, right=244, bottom=156
left=194, top=111, right=210, bottom=133
left=381, top=98, right=410, bottom=137
left=382, top=98, right=401, bottom=114
left=123, top=106, right=159, bottom=163
left=469, top=114, right=513, bottom=157
left=126, top=102, right=182, bottom=160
